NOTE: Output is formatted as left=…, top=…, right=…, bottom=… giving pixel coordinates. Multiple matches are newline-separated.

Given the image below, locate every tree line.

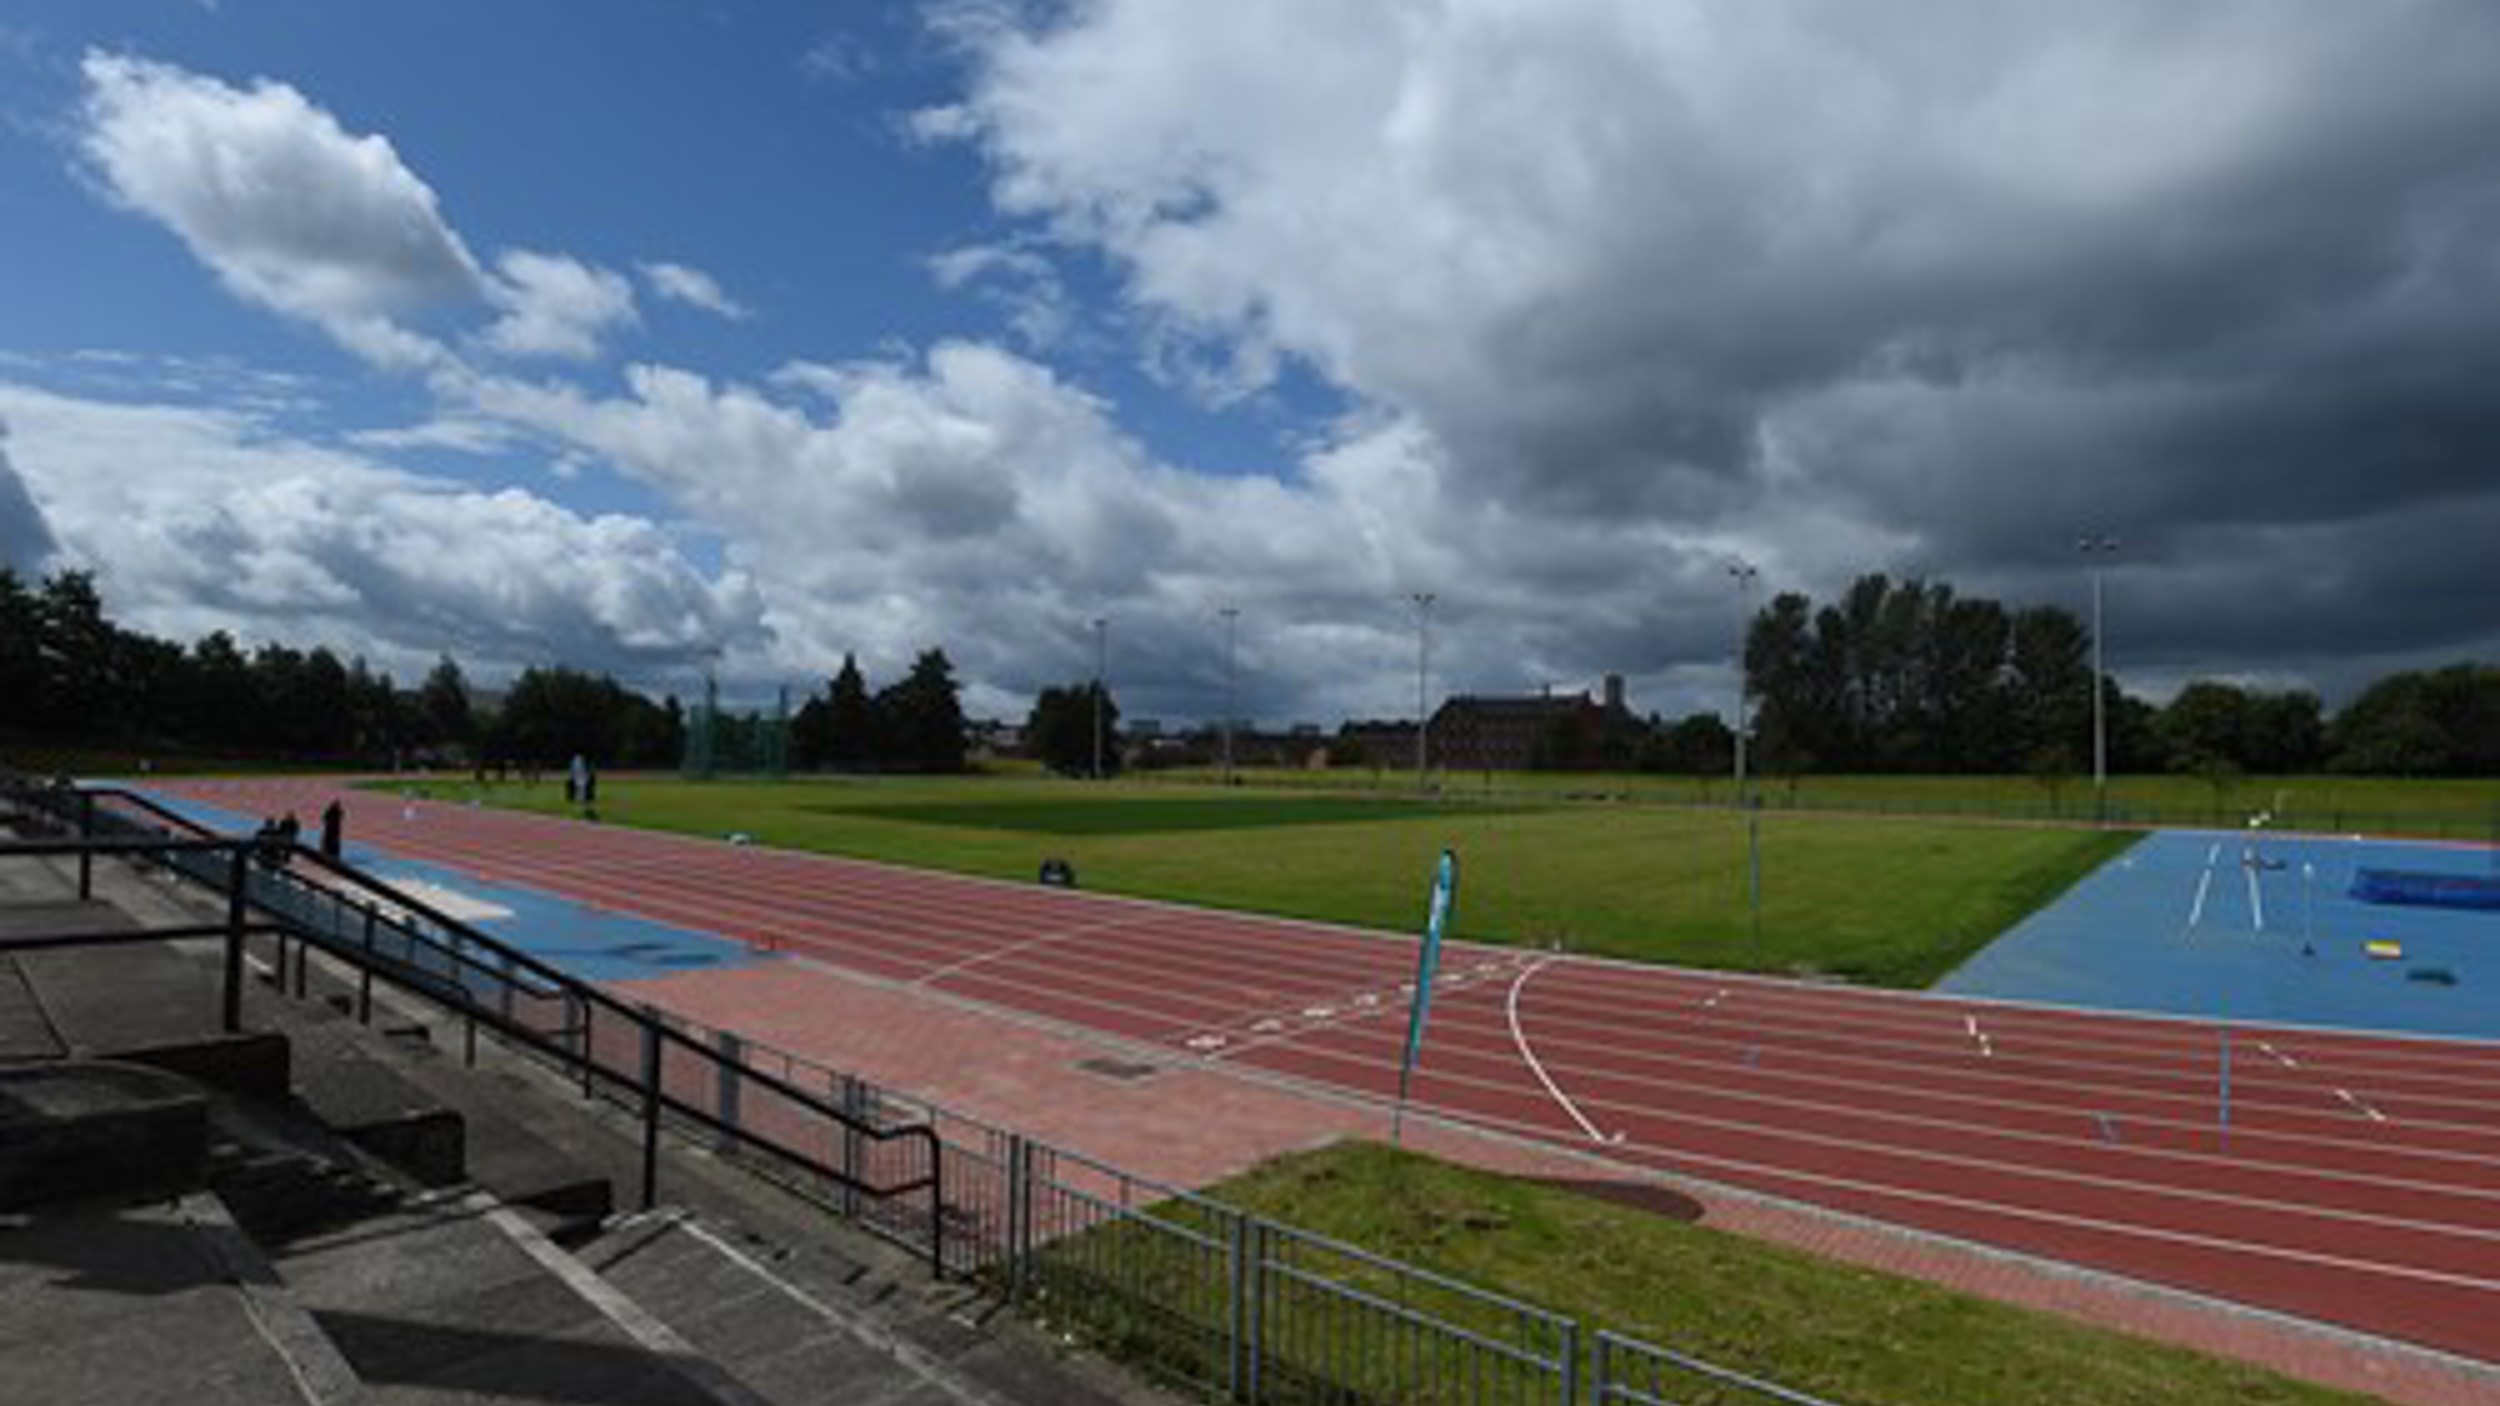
left=1739, top=573, right=2495, bottom=778
left=1, top=568, right=680, bottom=768
left=788, top=651, right=969, bottom=772
left=5, top=563, right=2487, bottom=778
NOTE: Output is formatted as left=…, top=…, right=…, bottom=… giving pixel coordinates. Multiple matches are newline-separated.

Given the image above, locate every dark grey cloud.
left=935, top=1, right=2500, bottom=706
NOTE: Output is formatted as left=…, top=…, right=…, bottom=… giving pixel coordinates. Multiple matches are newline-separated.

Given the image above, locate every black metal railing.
left=0, top=773, right=946, bottom=1273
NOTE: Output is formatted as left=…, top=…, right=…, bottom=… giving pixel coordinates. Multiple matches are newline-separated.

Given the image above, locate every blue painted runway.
left=134, top=787, right=770, bottom=986
left=1941, top=828, right=2500, bottom=1038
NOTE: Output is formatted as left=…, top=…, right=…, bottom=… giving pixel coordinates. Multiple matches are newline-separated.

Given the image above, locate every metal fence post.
left=837, top=1074, right=865, bottom=1219
left=358, top=905, right=376, bottom=1025
left=221, top=846, right=248, bottom=1033
left=715, top=1029, right=743, bottom=1152
left=639, top=1015, right=662, bottom=1211
left=76, top=792, right=93, bottom=901
left=1003, top=1134, right=1030, bottom=1301
left=1229, top=1212, right=1265, bottom=1402
left=927, top=1129, right=947, bottom=1280
left=1558, top=1318, right=1580, bottom=1406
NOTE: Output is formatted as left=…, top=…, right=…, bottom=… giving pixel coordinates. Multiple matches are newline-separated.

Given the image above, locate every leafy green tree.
left=874, top=649, right=967, bottom=772
left=419, top=655, right=475, bottom=751
left=824, top=654, right=878, bottom=767
left=1027, top=682, right=1118, bottom=777
left=2160, top=681, right=2253, bottom=773
left=2330, top=664, right=2499, bottom=775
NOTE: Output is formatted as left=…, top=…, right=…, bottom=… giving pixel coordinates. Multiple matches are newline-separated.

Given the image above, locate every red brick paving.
left=626, top=953, right=2500, bottom=1406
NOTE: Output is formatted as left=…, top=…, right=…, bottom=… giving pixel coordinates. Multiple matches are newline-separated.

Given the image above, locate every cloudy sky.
left=3, top=2, right=2496, bottom=724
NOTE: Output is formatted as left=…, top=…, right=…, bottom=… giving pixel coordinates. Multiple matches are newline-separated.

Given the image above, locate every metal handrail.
left=0, top=777, right=947, bottom=1271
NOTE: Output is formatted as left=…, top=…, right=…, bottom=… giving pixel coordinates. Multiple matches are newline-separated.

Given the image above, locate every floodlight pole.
left=1091, top=617, right=1109, bottom=781
left=1411, top=592, right=1436, bottom=793
left=2078, top=535, right=2119, bottom=823
left=1219, top=606, right=1240, bottom=785
left=1727, top=560, right=1759, bottom=806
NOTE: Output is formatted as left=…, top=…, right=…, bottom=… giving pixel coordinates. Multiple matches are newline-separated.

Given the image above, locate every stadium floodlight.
left=1410, top=592, right=1436, bottom=792
left=1726, top=559, right=1759, bottom=806
left=1091, top=616, right=1109, bottom=781
left=1219, top=606, right=1240, bottom=785
left=2077, top=535, right=2120, bottom=821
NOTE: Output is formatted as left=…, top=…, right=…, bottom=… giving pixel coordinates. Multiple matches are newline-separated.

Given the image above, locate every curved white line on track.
left=1506, top=958, right=1621, bottom=1146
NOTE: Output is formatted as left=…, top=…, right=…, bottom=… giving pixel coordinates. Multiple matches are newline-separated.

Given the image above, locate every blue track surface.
left=1940, top=829, right=2500, bottom=1038
left=137, top=788, right=768, bottom=985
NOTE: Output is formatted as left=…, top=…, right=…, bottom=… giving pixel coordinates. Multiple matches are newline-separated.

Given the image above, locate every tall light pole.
left=1727, top=560, right=1759, bottom=805
left=1410, top=592, right=1435, bottom=793
left=1090, top=616, right=1109, bottom=781
left=1219, top=606, right=1240, bottom=785
left=2078, top=535, right=2119, bottom=821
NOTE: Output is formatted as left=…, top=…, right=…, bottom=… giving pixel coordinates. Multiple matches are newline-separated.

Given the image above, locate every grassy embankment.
left=1095, top=1141, right=2375, bottom=1406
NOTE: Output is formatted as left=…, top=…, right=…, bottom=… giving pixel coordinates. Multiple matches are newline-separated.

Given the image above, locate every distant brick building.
left=1334, top=720, right=1419, bottom=770
left=1430, top=675, right=1642, bottom=771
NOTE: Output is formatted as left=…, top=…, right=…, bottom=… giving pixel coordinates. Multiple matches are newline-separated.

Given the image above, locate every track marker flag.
left=1392, top=849, right=1459, bottom=1144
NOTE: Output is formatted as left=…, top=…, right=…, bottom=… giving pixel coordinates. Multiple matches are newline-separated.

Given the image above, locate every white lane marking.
left=1505, top=958, right=1623, bottom=1146
left=910, top=910, right=1161, bottom=987
left=1964, top=1015, right=1994, bottom=1058
left=1384, top=1079, right=2500, bottom=1297
left=1703, top=989, right=1727, bottom=1009
left=2337, top=1089, right=2388, bottom=1123
left=1185, top=1033, right=1227, bottom=1052
left=1301, top=1005, right=1337, bottom=1019
left=1250, top=1017, right=1284, bottom=1034
left=2260, top=1042, right=2299, bottom=1070
left=2246, top=861, right=2266, bottom=931
left=2188, top=866, right=2214, bottom=930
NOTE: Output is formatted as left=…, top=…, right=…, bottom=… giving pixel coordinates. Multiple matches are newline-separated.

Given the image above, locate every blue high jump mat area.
left=1938, top=829, right=2500, bottom=1039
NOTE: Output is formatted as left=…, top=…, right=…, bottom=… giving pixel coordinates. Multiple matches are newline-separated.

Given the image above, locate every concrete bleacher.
left=0, top=839, right=1169, bottom=1406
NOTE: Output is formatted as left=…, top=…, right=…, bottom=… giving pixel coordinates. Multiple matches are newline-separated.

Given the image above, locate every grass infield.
left=1196, top=1141, right=2375, bottom=1406
left=400, top=773, right=2133, bottom=987
left=1149, top=765, right=2500, bottom=839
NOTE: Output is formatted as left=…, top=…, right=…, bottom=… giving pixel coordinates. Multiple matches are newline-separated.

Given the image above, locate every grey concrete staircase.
left=0, top=836, right=1175, bottom=1406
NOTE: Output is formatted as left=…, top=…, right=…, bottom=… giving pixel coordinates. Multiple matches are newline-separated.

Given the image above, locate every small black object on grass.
left=1039, top=858, right=1077, bottom=888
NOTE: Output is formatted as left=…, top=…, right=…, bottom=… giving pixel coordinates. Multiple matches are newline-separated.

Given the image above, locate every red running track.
left=168, top=778, right=2500, bottom=1364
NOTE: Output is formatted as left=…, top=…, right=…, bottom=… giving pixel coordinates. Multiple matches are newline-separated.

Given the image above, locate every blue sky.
left=2, top=2, right=2495, bottom=725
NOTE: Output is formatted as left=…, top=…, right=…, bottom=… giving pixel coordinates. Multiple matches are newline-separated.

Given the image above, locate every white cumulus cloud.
left=76, top=50, right=480, bottom=369
left=482, top=250, right=639, bottom=361
left=640, top=261, right=751, bottom=320
left=0, top=381, right=764, bottom=679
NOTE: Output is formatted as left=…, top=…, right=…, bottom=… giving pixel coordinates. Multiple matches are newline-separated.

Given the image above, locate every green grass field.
left=1147, top=764, right=2500, bottom=837
left=1186, top=1142, right=2372, bottom=1406
left=401, top=772, right=2132, bottom=987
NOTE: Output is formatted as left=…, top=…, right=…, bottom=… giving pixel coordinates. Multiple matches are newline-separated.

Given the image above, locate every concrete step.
left=0, top=955, right=62, bottom=1061
left=0, top=1058, right=209, bottom=1210
left=577, top=1211, right=967, bottom=1406
left=290, top=1024, right=469, bottom=1187
left=0, top=1189, right=354, bottom=1406
left=12, top=934, right=289, bottom=1100
left=274, top=986, right=613, bottom=1241
left=272, top=1190, right=753, bottom=1406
